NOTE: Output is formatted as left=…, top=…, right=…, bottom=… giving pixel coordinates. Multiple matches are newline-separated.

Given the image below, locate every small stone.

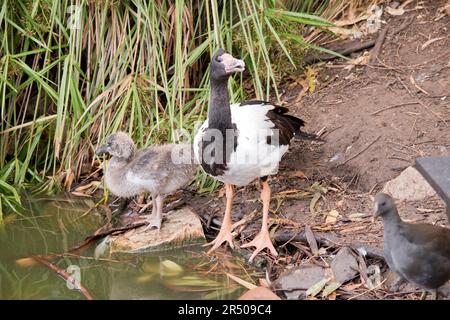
left=273, top=264, right=325, bottom=299
left=331, top=247, right=359, bottom=284
left=382, top=166, right=436, bottom=202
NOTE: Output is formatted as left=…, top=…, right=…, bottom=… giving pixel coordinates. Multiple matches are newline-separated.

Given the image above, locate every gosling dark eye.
left=381, top=201, right=386, bottom=206
left=216, top=56, right=223, bottom=62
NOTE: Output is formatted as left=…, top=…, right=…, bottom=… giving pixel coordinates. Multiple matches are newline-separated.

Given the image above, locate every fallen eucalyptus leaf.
left=306, top=278, right=329, bottom=297
left=322, top=281, right=342, bottom=297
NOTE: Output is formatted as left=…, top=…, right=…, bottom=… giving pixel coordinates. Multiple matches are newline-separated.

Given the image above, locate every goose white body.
left=194, top=102, right=290, bottom=186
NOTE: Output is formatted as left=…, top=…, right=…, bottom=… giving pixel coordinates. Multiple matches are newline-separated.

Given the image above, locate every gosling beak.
left=95, top=145, right=109, bottom=156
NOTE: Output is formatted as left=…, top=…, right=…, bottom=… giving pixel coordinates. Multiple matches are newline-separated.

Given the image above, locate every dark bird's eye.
left=216, top=56, right=223, bottom=62
left=381, top=201, right=386, bottom=206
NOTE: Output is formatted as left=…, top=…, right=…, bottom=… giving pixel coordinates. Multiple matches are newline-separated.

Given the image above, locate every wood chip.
left=421, top=37, right=445, bottom=50
left=386, top=6, right=405, bottom=16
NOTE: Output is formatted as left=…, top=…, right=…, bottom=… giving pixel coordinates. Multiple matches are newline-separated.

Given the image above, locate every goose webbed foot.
left=241, top=179, right=278, bottom=263
left=241, top=227, right=278, bottom=263
left=204, top=184, right=235, bottom=254
left=204, top=226, right=235, bottom=253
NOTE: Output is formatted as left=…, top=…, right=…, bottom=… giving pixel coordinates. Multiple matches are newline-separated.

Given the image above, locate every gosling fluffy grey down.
left=373, top=192, right=450, bottom=297
left=96, top=132, right=197, bottom=230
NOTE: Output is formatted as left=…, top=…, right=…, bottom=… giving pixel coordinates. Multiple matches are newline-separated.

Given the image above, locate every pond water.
left=0, top=194, right=255, bottom=300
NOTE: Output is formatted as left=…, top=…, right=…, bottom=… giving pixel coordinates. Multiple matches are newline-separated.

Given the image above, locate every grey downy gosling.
left=373, top=192, right=450, bottom=299
left=96, top=132, right=197, bottom=230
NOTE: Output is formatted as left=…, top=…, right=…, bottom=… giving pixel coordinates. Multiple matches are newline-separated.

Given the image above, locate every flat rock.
left=382, top=166, right=436, bottom=202
left=108, top=207, right=205, bottom=253
left=273, top=264, right=325, bottom=299
left=331, top=247, right=359, bottom=284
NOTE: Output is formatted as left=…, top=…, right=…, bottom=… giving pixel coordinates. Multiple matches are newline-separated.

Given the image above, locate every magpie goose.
left=193, top=49, right=306, bottom=262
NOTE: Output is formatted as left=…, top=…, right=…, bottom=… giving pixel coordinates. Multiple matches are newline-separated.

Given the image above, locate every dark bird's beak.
left=95, top=144, right=109, bottom=156
left=372, top=202, right=380, bottom=222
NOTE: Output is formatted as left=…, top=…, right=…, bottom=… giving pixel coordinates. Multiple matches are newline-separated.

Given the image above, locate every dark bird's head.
left=95, top=132, right=135, bottom=161
left=210, top=48, right=245, bottom=81
left=373, top=192, right=397, bottom=218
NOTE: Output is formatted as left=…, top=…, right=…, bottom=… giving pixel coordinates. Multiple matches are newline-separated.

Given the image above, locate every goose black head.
left=96, top=132, right=135, bottom=161
left=210, top=48, right=245, bottom=81
left=373, top=192, right=396, bottom=218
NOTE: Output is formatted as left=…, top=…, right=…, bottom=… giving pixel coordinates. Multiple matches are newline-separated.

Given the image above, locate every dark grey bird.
left=373, top=192, right=450, bottom=299
left=96, top=132, right=197, bottom=230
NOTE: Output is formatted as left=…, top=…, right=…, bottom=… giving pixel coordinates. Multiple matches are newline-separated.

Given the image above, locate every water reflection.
left=0, top=194, right=254, bottom=300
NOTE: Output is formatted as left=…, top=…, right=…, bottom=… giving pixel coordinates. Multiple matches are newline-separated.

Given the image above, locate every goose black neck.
left=208, top=77, right=232, bottom=130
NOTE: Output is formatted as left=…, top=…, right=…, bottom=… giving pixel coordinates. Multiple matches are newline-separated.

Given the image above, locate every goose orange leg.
left=204, top=184, right=235, bottom=253
left=241, top=179, right=278, bottom=263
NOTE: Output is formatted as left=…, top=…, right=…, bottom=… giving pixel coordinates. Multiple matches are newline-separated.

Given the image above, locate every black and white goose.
left=194, top=49, right=306, bottom=262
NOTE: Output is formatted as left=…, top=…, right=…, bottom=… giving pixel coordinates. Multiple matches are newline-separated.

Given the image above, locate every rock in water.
left=108, top=207, right=205, bottom=253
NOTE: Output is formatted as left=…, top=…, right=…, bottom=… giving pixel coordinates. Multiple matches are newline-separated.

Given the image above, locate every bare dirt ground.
left=188, top=0, right=450, bottom=300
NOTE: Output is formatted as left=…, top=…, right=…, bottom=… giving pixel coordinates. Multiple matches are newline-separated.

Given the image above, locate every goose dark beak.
left=95, top=145, right=109, bottom=156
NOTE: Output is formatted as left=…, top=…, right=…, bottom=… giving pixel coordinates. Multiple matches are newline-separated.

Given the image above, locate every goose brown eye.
left=216, top=56, right=222, bottom=62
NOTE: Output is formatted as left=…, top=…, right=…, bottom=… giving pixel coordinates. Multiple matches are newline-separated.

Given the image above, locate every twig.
left=383, top=290, right=423, bottom=298
left=416, top=100, right=448, bottom=126
left=68, top=222, right=147, bottom=253
left=388, top=156, right=410, bottom=162
left=274, top=230, right=385, bottom=261
left=321, top=125, right=343, bottom=138
left=348, top=278, right=388, bottom=300
left=390, top=17, right=413, bottom=36
left=338, top=135, right=381, bottom=166
left=369, top=26, right=389, bottom=65
left=370, top=102, right=420, bottom=115
left=32, top=255, right=94, bottom=300
left=395, top=76, right=448, bottom=126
